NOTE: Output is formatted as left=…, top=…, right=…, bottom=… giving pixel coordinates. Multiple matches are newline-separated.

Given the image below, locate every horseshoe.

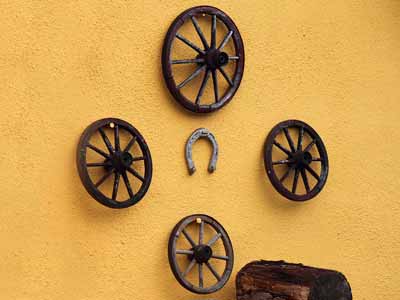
left=185, top=128, right=218, bottom=175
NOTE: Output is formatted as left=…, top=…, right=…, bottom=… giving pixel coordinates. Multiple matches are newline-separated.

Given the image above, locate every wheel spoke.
left=127, top=166, right=145, bottom=182
left=132, top=156, right=145, bottom=162
left=272, top=159, right=291, bottom=165
left=94, top=168, right=114, bottom=187
left=176, top=249, right=194, bottom=255
left=177, top=65, right=206, bottom=89
left=112, top=172, right=120, bottom=200
left=171, top=58, right=204, bottom=65
left=114, top=124, right=120, bottom=152
left=123, top=136, right=137, bottom=153
left=229, top=56, right=239, bottom=60
left=182, top=229, right=196, bottom=247
left=122, top=171, right=134, bottom=198
left=280, top=165, right=294, bottom=183
left=283, top=128, right=296, bottom=152
left=312, top=158, right=322, bottom=162
left=206, top=261, right=221, bottom=281
left=191, top=16, right=209, bottom=49
left=273, top=141, right=292, bottom=156
left=196, top=69, right=211, bottom=104
left=87, top=144, right=110, bottom=159
left=86, top=162, right=109, bottom=167
left=212, top=69, right=219, bottom=102
left=218, top=30, right=233, bottom=50
left=212, top=254, right=229, bottom=261
left=305, top=165, right=320, bottom=181
left=98, top=127, right=114, bottom=154
left=207, top=232, right=221, bottom=247
left=304, top=139, right=316, bottom=152
left=176, top=33, right=205, bottom=54
left=211, top=15, right=216, bottom=48
left=218, top=66, right=233, bottom=86
left=199, top=263, right=204, bottom=288
left=301, top=169, right=310, bottom=192
left=297, top=126, right=304, bottom=151
left=292, top=169, right=299, bottom=193
left=183, top=258, right=196, bottom=277
left=199, top=220, right=204, bottom=244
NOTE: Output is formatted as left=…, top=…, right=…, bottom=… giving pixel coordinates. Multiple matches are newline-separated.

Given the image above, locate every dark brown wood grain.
left=236, top=261, right=352, bottom=300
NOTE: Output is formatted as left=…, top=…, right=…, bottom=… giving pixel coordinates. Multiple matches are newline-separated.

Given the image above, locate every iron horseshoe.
left=185, top=128, right=218, bottom=175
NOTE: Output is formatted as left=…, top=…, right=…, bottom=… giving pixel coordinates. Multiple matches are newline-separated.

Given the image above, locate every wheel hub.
left=201, top=49, right=229, bottom=69
left=105, top=151, right=133, bottom=172
left=215, top=51, right=229, bottom=67
left=291, top=151, right=312, bottom=168
left=191, top=244, right=213, bottom=264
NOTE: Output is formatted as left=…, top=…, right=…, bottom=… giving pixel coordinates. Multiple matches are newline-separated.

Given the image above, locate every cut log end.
left=236, top=260, right=352, bottom=300
left=309, top=273, right=352, bottom=300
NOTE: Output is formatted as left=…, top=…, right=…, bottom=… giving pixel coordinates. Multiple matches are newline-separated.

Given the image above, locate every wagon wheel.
left=168, top=214, right=234, bottom=294
left=264, top=120, right=329, bottom=201
left=162, top=6, right=245, bottom=113
left=76, top=118, right=152, bottom=209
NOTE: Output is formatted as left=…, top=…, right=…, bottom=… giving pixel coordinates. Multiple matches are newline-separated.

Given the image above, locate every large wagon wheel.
left=162, top=6, right=245, bottom=113
left=76, top=118, right=152, bottom=209
left=264, top=120, right=329, bottom=201
left=168, top=214, right=234, bottom=294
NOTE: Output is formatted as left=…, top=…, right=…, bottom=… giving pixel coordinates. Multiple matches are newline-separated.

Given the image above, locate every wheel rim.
left=264, top=120, right=329, bottom=201
left=162, top=6, right=245, bottom=113
left=168, top=214, right=234, bottom=294
left=76, top=118, right=152, bottom=208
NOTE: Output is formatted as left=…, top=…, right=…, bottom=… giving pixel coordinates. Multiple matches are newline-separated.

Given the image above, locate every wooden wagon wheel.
left=76, top=118, right=152, bottom=209
left=264, top=120, right=329, bottom=201
left=162, top=6, right=245, bottom=113
left=168, top=214, right=234, bottom=294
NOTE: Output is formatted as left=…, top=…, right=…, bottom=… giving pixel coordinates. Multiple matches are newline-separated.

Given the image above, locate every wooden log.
left=236, top=260, right=352, bottom=300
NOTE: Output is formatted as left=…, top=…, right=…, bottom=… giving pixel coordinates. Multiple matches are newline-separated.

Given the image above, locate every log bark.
left=236, top=260, right=352, bottom=300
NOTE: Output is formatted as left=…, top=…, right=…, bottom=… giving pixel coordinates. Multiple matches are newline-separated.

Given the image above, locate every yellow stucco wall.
left=1, top=1, right=400, bottom=299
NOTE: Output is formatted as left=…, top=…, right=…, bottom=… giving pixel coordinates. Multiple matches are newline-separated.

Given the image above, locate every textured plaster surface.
left=0, top=1, right=400, bottom=300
